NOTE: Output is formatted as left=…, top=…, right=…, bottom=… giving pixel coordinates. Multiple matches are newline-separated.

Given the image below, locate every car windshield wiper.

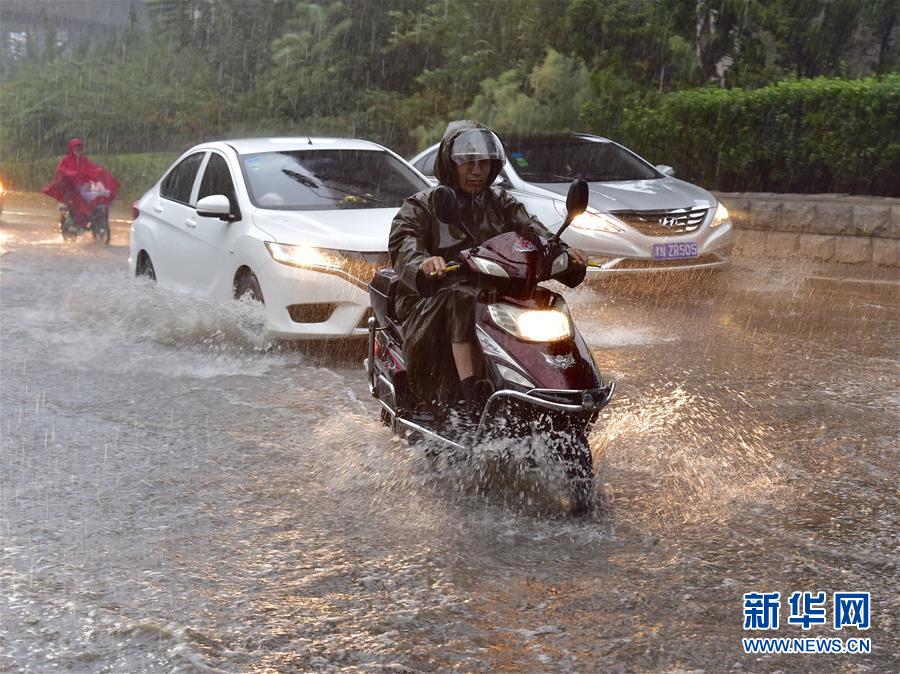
left=315, top=173, right=372, bottom=187
left=314, top=175, right=392, bottom=206
left=522, top=172, right=573, bottom=182
left=282, top=168, right=320, bottom=189
left=280, top=168, right=391, bottom=207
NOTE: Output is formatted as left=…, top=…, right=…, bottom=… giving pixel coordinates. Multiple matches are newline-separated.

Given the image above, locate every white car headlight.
left=711, top=202, right=730, bottom=228
left=265, top=242, right=344, bottom=269
left=470, top=256, right=509, bottom=277
left=488, top=303, right=572, bottom=342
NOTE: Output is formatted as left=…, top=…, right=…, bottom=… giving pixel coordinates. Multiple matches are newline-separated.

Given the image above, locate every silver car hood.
left=532, top=178, right=716, bottom=212
left=251, top=207, right=396, bottom=251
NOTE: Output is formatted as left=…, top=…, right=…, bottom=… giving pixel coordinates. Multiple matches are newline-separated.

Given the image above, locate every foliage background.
left=1, top=0, right=898, bottom=197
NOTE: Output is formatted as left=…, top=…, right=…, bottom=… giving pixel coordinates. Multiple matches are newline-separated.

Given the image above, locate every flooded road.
left=1, top=197, right=897, bottom=672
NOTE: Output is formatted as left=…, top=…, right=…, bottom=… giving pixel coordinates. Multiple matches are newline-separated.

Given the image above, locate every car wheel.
left=234, top=270, right=264, bottom=304
left=135, top=253, right=156, bottom=281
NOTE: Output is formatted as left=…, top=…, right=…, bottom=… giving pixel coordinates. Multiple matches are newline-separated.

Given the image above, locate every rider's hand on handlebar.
left=421, top=256, right=448, bottom=278
left=568, top=247, right=589, bottom=267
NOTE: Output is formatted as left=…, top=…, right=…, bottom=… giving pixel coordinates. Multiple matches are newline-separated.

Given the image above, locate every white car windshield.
left=240, top=149, right=426, bottom=210
left=505, top=137, right=661, bottom=183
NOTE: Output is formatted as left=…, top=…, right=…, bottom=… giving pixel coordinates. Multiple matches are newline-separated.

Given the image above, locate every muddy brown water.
left=1, top=196, right=897, bottom=672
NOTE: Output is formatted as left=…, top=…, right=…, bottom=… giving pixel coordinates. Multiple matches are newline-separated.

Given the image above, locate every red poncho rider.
left=42, top=139, right=119, bottom=228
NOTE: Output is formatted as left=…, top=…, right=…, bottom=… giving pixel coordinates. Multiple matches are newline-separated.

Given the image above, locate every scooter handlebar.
left=428, top=262, right=460, bottom=277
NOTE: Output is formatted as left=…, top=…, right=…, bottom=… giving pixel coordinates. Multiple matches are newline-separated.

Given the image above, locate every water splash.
left=594, top=380, right=786, bottom=525
left=9, top=267, right=289, bottom=380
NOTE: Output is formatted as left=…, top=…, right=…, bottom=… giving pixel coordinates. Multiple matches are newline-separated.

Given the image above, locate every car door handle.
left=153, top=205, right=164, bottom=214
left=185, top=218, right=197, bottom=228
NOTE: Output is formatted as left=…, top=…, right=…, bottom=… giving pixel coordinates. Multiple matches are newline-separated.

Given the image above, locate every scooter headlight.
left=265, top=242, right=344, bottom=270
left=470, top=256, right=509, bottom=277
left=551, top=252, right=569, bottom=276
left=488, top=303, right=572, bottom=342
left=495, top=363, right=535, bottom=388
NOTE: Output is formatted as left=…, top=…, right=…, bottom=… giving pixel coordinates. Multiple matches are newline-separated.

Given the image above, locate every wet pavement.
left=1, top=195, right=898, bottom=672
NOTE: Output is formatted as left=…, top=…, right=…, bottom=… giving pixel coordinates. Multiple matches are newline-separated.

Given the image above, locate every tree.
left=0, top=36, right=221, bottom=157
left=467, top=49, right=592, bottom=133
left=147, top=0, right=296, bottom=94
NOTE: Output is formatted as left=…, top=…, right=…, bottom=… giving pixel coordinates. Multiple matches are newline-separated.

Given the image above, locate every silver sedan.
left=410, top=133, right=734, bottom=274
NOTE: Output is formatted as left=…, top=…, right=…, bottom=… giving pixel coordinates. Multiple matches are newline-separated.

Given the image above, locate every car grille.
left=288, top=303, right=337, bottom=323
left=611, top=207, right=709, bottom=236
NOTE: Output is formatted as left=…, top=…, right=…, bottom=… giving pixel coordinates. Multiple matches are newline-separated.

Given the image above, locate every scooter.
left=365, top=180, right=615, bottom=511
left=59, top=202, right=111, bottom=244
left=58, top=180, right=114, bottom=244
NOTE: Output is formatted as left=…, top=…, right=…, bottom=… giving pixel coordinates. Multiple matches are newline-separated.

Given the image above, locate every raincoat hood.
left=433, top=120, right=504, bottom=191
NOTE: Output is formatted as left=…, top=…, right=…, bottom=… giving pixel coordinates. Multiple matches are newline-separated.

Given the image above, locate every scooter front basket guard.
left=474, top=382, right=615, bottom=443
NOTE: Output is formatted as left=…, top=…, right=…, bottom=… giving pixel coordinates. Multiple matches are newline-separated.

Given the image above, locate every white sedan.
left=129, top=138, right=430, bottom=339
left=411, top=133, right=734, bottom=274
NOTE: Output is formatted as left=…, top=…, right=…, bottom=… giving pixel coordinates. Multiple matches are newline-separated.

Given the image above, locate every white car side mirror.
left=196, top=194, right=232, bottom=220
left=493, top=173, right=514, bottom=189
left=656, top=164, right=675, bottom=177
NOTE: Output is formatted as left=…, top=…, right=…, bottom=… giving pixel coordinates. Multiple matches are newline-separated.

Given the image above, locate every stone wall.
left=715, top=193, right=900, bottom=268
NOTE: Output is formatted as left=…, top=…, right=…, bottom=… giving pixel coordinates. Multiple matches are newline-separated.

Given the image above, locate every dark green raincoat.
left=388, top=120, right=556, bottom=402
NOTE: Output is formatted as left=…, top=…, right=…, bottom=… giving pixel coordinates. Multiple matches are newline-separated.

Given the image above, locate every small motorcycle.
left=365, top=180, right=615, bottom=511
left=58, top=180, right=113, bottom=244
left=59, top=203, right=111, bottom=244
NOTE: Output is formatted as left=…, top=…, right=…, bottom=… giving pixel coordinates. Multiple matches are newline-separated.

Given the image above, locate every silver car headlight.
left=554, top=201, right=622, bottom=233
left=265, top=242, right=344, bottom=269
left=470, top=256, right=509, bottom=277
left=488, top=303, right=572, bottom=342
left=711, top=202, right=730, bottom=228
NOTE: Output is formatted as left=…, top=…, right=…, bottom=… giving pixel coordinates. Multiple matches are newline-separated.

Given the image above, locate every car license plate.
left=652, top=242, right=698, bottom=260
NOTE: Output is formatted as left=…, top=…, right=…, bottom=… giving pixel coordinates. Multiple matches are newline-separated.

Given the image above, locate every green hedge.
left=0, top=153, right=179, bottom=202
left=617, top=75, right=900, bottom=197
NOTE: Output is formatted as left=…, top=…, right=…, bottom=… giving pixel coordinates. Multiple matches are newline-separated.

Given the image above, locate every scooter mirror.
left=432, top=186, right=460, bottom=226
left=566, top=178, right=589, bottom=218
left=553, top=179, right=590, bottom=242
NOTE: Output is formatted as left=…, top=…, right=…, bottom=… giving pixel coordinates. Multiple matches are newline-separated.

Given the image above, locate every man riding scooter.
left=388, top=120, right=589, bottom=413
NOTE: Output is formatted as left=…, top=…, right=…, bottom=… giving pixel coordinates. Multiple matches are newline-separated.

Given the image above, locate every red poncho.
left=42, top=139, right=119, bottom=221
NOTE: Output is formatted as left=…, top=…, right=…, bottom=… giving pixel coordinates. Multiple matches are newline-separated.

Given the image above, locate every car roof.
left=501, top=132, right=612, bottom=145
left=198, top=137, right=391, bottom=156
left=410, top=132, right=615, bottom=160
